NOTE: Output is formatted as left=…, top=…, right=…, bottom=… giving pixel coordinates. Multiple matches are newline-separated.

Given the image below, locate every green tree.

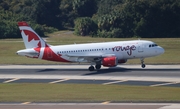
left=131, top=0, right=180, bottom=38
left=72, top=0, right=97, bottom=17
left=74, top=17, right=97, bottom=36
left=94, top=0, right=180, bottom=38
left=97, top=0, right=123, bottom=16
left=60, top=0, right=98, bottom=28
left=60, top=0, right=76, bottom=27
left=0, top=10, right=21, bottom=38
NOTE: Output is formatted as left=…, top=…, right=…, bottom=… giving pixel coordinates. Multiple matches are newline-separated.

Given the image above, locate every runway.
left=0, top=65, right=180, bottom=109
left=0, top=65, right=180, bottom=87
left=0, top=103, right=180, bottom=109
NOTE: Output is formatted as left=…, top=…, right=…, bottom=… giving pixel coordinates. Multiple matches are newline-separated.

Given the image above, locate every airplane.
left=16, top=21, right=165, bottom=71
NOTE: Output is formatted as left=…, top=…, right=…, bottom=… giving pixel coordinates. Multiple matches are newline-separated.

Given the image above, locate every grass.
left=0, top=84, right=180, bottom=102
left=0, top=30, right=180, bottom=64
left=0, top=32, right=180, bottom=103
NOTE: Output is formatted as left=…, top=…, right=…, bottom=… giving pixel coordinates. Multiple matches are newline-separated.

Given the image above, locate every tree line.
left=0, top=0, right=180, bottom=39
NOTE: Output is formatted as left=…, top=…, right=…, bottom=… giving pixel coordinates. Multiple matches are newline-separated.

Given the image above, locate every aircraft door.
left=138, top=43, right=144, bottom=52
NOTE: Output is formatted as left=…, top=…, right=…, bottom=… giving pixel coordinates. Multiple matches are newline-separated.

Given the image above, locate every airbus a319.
left=17, top=22, right=164, bottom=71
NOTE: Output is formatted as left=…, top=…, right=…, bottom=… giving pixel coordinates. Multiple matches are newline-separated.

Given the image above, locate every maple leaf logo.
left=28, top=38, right=40, bottom=48
left=21, top=30, right=41, bottom=49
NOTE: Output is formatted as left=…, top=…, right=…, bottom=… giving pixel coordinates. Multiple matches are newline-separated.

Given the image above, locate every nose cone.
left=157, top=47, right=165, bottom=55
left=159, top=47, right=165, bottom=54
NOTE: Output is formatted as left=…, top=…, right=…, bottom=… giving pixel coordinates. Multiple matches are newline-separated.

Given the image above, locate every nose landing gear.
left=141, top=64, right=146, bottom=68
left=140, top=58, right=146, bottom=68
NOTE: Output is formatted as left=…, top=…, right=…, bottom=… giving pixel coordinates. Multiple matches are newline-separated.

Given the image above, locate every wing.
left=63, top=53, right=116, bottom=62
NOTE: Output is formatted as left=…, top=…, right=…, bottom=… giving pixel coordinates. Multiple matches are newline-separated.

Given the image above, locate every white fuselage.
left=18, top=40, right=163, bottom=62
left=53, top=40, right=163, bottom=61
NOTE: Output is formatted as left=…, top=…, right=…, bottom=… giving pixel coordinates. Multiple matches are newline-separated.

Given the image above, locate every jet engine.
left=102, top=56, right=118, bottom=67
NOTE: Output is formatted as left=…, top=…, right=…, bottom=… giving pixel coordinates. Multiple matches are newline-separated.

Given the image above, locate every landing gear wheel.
left=141, top=64, right=146, bottom=68
left=140, top=58, right=146, bottom=68
left=95, top=64, right=101, bottom=70
left=89, top=66, right=95, bottom=71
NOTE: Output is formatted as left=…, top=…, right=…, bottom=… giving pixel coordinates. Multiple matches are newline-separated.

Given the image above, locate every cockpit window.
left=149, top=44, right=158, bottom=48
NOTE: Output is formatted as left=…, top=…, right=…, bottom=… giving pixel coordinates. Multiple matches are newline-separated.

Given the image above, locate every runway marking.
left=150, top=82, right=180, bottom=87
left=49, top=79, right=69, bottom=84
left=21, top=102, right=31, bottom=105
left=101, top=101, right=111, bottom=104
left=103, top=80, right=127, bottom=85
left=3, top=78, right=20, bottom=83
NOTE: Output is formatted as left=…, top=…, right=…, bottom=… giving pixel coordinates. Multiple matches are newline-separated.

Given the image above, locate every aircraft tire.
left=141, top=64, right=146, bottom=68
left=95, top=64, right=101, bottom=70
left=89, top=66, right=95, bottom=71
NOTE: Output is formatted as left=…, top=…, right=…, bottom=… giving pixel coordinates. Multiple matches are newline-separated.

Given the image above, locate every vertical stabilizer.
left=18, top=22, right=47, bottom=49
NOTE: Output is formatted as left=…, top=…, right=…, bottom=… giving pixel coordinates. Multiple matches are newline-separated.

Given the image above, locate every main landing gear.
left=95, top=64, right=101, bottom=70
left=88, top=64, right=101, bottom=71
left=140, top=58, right=146, bottom=68
left=88, top=66, right=95, bottom=71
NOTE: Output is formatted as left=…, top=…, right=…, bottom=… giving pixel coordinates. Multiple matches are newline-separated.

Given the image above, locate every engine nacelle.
left=102, top=56, right=118, bottom=67
left=118, top=59, right=127, bottom=64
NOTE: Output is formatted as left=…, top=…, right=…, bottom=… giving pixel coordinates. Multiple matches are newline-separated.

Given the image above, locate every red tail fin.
left=18, top=21, right=47, bottom=49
